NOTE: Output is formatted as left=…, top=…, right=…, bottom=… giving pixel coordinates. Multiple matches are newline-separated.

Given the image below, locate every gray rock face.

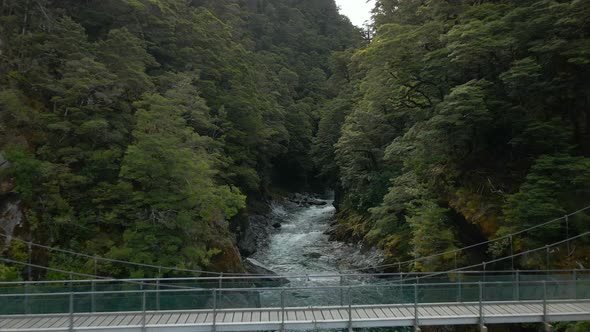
left=237, top=201, right=289, bottom=257
left=303, top=252, right=322, bottom=259
left=243, top=258, right=275, bottom=275
left=0, top=193, right=22, bottom=247
left=243, top=258, right=288, bottom=285
left=237, top=195, right=329, bottom=258
left=237, top=214, right=275, bottom=257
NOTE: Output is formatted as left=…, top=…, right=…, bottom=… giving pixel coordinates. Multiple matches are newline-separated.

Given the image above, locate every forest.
left=0, top=0, right=360, bottom=278
left=325, top=0, right=590, bottom=273
left=0, top=0, right=589, bottom=289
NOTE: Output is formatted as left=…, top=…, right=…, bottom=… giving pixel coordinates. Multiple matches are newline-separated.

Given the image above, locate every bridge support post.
left=212, top=289, right=217, bottom=332
left=211, top=289, right=217, bottom=332
left=24, top=283, right=29, bottom=315
left=457, top=273, right=462, bottom=303
left=280, top=290, right=286, bottom=332
left=155, top=277, right=160, bottom=311
left=479, top=281, right=486, bottom=332
left=347, top=287, right=353, bottom=332
left=399, top=272, right=403, bottom=301
left=414, top=283, right=419, bottom=331
left=339, top=275, right=344, bottom=306
left=91, top=280, right=96, bottom=313
left=543, top=281, right=551, bottom=332
left=515, top=270, right=520, bottom=301
left=573, top=270, right=577, bottom=299
left=141, top=291, right=146, bottom=332
left=69, top=292, right=74, bottom=332
left=510, top=235, right=514, bottom=270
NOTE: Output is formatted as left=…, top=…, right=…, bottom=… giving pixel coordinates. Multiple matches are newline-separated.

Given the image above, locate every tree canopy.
left=0, top=0, right=361, bottom=278
left=1, top=0, right=589, bottom=285
left=320, top=0, right=590, bottom=271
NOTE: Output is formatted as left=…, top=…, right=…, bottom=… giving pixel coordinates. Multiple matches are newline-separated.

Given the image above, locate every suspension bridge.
left=0, top=270, right=589, bottom=331
left=0, top=206, right=589, bottom=331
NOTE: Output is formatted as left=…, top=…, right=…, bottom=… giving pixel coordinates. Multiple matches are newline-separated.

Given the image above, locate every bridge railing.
left=1, top=276, right=589, bottom=316
left=0, top=269, right=588, bottom=296
left=0, top=269, right=589, bottom=315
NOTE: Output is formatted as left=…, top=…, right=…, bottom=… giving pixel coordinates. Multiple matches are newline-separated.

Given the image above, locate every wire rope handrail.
left=344, top=204, right=590, bottom=272
left=0, top=268, right=586, bottom=286
left=0, top=204, right=587, bottom=280
left=1, top=231, right=589, bottom=296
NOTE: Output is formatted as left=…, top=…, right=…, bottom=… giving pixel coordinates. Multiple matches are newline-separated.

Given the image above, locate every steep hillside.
left=316, top=0, right=590, bottom=271
left=0, top=0, right=360, bottom=278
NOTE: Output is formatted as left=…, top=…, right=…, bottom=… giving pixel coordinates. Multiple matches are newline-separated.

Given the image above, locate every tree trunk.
left=22, top=0, right=31, bottom=35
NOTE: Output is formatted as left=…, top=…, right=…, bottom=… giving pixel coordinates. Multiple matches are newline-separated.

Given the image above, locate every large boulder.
left=243, top=258, right=275, bottom=275
left=243, top=258, right=289, bottom=286
left=237, top=215, right=275, bottom=256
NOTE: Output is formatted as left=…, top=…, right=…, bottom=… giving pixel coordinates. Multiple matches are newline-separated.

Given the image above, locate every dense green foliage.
left=3, top=1, right=589, bottom=330
left=319, top=0, right=590, bottom=271
left=2, top=0, right=590, bottom=284
left=0, top=0, right=360, bottom=278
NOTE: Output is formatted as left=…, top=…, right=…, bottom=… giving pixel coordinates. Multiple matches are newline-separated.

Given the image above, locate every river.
left=252, top=196, right=380, bottom=277
left=248, top=196, right=406, bottom=331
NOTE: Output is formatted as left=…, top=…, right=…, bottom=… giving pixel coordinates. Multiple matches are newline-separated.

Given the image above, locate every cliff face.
left=0, top=155, right=21, bottom=248
left=0, top=193, right=21, bottom=246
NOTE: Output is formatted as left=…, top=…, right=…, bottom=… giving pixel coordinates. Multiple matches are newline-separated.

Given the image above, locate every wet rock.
left=0, top=192, right=22, bottom=247
left=244, top=258, right=275, bottom=275
left=304, top=252, right=322, bottom=259
left=287, top=193, right=329, bottom=207
left=237, top=215, right=274, bottom=256
left=307, top=198, right=327, bottom=206
left=243, top=258, right=289, bottom=285
left=237, top=201, right=288, bottom=257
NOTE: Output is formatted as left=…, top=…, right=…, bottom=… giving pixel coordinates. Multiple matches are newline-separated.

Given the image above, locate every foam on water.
left=251, top=197, right=399, bottom=330
left=252, top=196, right=382, bottom=284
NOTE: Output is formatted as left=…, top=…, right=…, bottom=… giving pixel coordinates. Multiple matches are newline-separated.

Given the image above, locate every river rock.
left=287, top=193, right=328, bottom=207
left=243, top=258, right=289, bottom=285
left=244, top=258, right=275, bottom=275
left=237, top=201, right=289, bottom=256
left=237, top=215, right=274, bottom=256
left=303, top=252, right=322, bottom=259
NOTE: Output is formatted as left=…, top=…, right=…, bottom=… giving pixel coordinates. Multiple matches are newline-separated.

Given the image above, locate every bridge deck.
left=1, top=301, right=589, bottom=331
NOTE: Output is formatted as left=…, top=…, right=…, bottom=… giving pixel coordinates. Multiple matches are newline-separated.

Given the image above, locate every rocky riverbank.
left=240, top=194, right=385, bottom=276
left=237, top=193, right=331, bottom=258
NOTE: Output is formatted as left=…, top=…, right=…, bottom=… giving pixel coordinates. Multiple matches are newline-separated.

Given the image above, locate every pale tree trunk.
left=22, top=0, right=30, bottom=35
